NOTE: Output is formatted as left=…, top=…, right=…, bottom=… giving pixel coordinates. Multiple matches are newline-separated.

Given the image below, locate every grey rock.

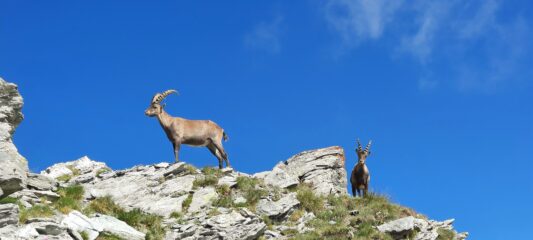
left=0, top=187, right=3, bottom=196
left=31, top=221, right=65, bottom=236
left=188, top=187, right=218, bottom=213
left=84, top=163, right=195, bottom=217
left=0, top=203, right=19, bottom=228
left=255, top=146, right=348, bottom=195
left=91, top=214, right=145, bottom=240
left=256, top=192, right=299, bottom=220
left=40, top=156, right=108, bottom=182
left=27, top=173, right=55, bottom=191
left=0, top=78, right=28, bottom=197
left=378, top=217, right=468, bottom=240
left=8, top=189, right=59, bottom=203
left=60, top=210, right=102, bottom=240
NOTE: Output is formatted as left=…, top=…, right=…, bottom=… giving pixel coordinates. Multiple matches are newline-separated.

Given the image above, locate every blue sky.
left=1, top=1, right=532, bottom=239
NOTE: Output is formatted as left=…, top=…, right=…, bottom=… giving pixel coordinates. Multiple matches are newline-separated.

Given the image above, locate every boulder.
left=188, top=187, right=218, bottom=213
left=0, top=78, right=28, bottom=196
left=203, top=209, right=266, bottom=240
left=377, top=216, right=469, bottom=240
left=27, top=173, right=55, bottom=191
left=255, top=146, right=347, bottom=195
left=0, top=203, right=19, bottom=228
left=60, top=211, right=102, bottom=240
left=84, top=162, right=195, bottom=217
left=256, top=192, right=299, bottom=220
left=40, top=156, right=108, bottom=181
left=91, top=214, right=145, bottom=240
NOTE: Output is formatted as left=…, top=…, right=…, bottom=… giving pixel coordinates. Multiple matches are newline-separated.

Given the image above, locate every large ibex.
left=350, top=139, right=372, bottom=197
left=145, top=90, right=230, bottom=169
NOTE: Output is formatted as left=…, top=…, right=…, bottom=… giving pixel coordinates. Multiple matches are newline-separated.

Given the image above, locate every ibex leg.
left=207, top=144, right=223, bottom=169
left=173, top=142, right=181, bottom=162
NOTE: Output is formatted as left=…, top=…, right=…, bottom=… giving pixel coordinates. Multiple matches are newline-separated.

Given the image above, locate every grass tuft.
left=236, top=176, right=266, bottom=209
left=19, top=204, right=54, bottom=224
left=182, top=194, right=193, bottom=212
left=296, top=184, right=324, bottom=214
left=0, top=197, right=18, bottom=204
left=436, top=228, right=456, bottom=240
left=96, top=168, right=112, bottom=178
left=54, top=185, right=85, bottom=214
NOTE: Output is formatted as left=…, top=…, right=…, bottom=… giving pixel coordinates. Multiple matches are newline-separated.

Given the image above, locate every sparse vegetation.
left=56, top=174, right=72, bottom=182
left=84, top=197, right=165, bottom=240
left=80, top=231, right=90, bottom=240
left=96, top=167, right=112, bottom=177
left=54, top=185, right=84, bottom=213
left=0, top=197, right=18, bottom=204
left=19, top=204, right=54, bottom=223
left=201, top=166, right=223, bottom=177
left=213, top=184, right=233, bottom=208
left=96, top=232, right=122, bottom=240
left=184, top=164, right=198, bottom=175
left=296, top=184, right=324, bottom=214
left=83, top=196, right=121, bottom=216
left=182, top=193, right=193, bottom=212
left=289, top=190, right=417, bottom=240
left=192, top=175, right=219, bottom=188
left=235, top=176, right=266, bottom=209
left=437, top=228, right=456, bottom=240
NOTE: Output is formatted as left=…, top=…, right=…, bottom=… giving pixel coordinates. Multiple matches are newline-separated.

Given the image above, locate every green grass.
left=56, top=174, right=72, bottom=182
left=296, top=184, right=324, bottom=214
left=289, top=190, right=415, bottom=240
left=96, top=168, right=112, bottom=178
left=182, top=194, right=193, bottom=212
left=54, top=185, right=85, bottom=214
left=183, top=164, right=198, bottom=175
left=235, top=176, right=266, bottom=209
left=80, top=231, right=90, bottom=240
left=83, top=196, right=121, bottom=216
left=437, top=228, right=456, bottom=240
left=201, top=166, right=223, bottom=177
left=213, top=184, right=234, bottom=208
left=85, top=197, right=165, bottom=240
left=96, top=232, right=123, bottom=240
left=0, top=197, right=18, bottom=204
left=19, top=204, right=55, bottom=223
left=192, top=175, right=219, bottom=189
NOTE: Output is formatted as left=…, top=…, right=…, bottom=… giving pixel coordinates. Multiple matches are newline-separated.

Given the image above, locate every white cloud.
left=322, top=0, right=532, bottom=92
left=244, top=16, right=283, bottom=54
left=324, top=0, right=402, bottom=45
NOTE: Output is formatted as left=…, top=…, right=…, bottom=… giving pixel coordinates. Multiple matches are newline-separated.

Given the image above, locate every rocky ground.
left=0, top=77, right=468, bottom=240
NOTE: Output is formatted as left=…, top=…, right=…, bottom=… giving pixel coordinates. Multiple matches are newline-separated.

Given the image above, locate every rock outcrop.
left=255, top=146, right=347, bottom=195
left=377, top=216, right=469, bottom=240
left=0, top=77, right=28, bottom=197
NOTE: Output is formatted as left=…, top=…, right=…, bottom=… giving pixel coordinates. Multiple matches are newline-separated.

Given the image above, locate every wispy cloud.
left=323, top=0, right=533, bottom=93
left=244, top=16, right=283, bottom=54
left=324, top=0, right=402, bottom=45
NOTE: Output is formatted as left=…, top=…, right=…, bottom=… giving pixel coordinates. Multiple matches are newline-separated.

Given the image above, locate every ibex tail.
left=223, top=131, right=229, bottom=141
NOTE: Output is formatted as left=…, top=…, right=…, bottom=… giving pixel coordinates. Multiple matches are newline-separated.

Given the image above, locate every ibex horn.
left=357, top=139, right=362, bottom=151
left=152, top=89, right=178, bottom=104
left=365, top=140, right=372, bottom=152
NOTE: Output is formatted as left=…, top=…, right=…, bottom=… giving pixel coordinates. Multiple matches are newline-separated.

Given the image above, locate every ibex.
left=350, top=139, right=372, bottom=197
left=145, top=90, right=230, bottom=169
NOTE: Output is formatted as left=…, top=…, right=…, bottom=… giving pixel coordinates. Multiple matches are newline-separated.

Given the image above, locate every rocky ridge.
left=0, top=77, right=468, bottom=240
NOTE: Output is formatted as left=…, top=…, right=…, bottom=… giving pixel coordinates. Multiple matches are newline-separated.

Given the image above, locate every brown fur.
left=145, top=91, right=230, bottom=168
left=350, top=139, right=371, bottom=197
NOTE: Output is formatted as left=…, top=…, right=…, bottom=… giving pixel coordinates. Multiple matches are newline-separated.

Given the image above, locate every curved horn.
left=365, top=140, right=372, bottom=152
left=151, top=89, right=178, bottom=104
left=356, top=139, right=362, bottom=151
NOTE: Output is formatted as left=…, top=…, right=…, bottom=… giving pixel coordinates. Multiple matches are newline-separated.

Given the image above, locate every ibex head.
left=145, top=89, right=178, bottom=117
left=356, top=139, right=372, bottom=164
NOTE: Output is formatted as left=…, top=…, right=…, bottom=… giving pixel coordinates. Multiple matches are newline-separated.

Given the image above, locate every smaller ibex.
left=350, top=139, right=372, bottom=197
left=145, top=90, right=230, bottom=169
